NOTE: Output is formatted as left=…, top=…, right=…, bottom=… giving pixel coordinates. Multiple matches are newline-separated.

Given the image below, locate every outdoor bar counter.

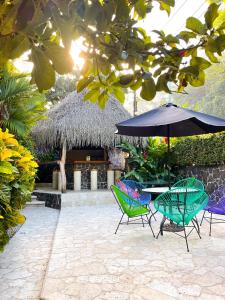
left=66, top=160, right=110, bottom=190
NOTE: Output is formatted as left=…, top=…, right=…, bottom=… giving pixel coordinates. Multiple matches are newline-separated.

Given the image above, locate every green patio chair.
left=111, top=185, right=155, bottom=237
left=172, top=177, right=204, bottom=191
left=154, top=187, right=208, bottom=252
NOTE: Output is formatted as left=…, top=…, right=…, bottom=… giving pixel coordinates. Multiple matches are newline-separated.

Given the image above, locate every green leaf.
left=31, top=47, right=55, bottom=92
left=14, top=0, right=35, bottom=31
left=44, top=42, right=74, bottom=75
left=0, top=3, right=19, bottom=35
left=186, top=17, right=205, bottom=34
left=205, top=48, right=219, bottom=63
left=215, top=35, right=225, bottom=54
left=3, top=34, right=29, bottom=60
left=207, top=35, right=225, bottom=54
left=180, top=66, right=199, bottom=77
left=111, top=87, right=125, bottom=104
left=140, top=77, right=156, bottom=101
left=162, top=0, right=175, bottom=6
left=206, top=37, right=218, bottom=52
left=190, top=57, right=211, bottom=70
left=98, top=91, right=108, bottom=109
left=77, top=76, right=94, bottom=92
left=178, top=31, right=197, bottom=43
left=164, top=34, right=179, bottom=44
left=115, top=0, right=130, bottom=21
left=135, top=0, right=146, bottom=19
left=0, top=161, right=13, bottom=175
left=96, top=11, right=109, bottom=31
left=118, top=74, right=134, bottom=87
left=159, top=1, right=173, bottom=15
left=98, top=57, right=110, bottom=76
left=156, top=75, right=170, bottom=93
left=54, top=16, right=74, bottom=49
left=130, top=78, right=142, bottom=91
left=216, top=21, right=225, bottom=31
left=188, top=70, right=205, bottom=87
left=84, top=88, right=100, bottom=103
left=204, top=3, right=219, bottom=29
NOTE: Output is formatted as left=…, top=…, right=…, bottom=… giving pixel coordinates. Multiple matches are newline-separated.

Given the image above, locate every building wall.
left=179, top=165, right=225, bottom=194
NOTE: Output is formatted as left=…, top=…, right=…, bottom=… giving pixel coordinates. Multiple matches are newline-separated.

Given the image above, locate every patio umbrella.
left=116, top=103, right=225, bottom=186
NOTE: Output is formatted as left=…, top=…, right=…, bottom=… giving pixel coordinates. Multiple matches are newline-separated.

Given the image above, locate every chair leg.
left=146, top=214, right=155, bottom=238
left=200, top=211, right=206, bottom=226
left=141, top=215, right=144, bottom=227
left=149, top=207, right=157, bottom=221
left=209, top=212, right=213, bottom=236
left=127, top=217, right=129, bottom=225
left=183, top=226, right=189, bottom=252
left=115, top=213, right=124, bottom=234
left=192, top=218, right=201, bottom=239
left=156, top=216, right=166, bottom=239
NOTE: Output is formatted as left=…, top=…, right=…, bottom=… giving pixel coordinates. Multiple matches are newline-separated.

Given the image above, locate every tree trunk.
left=59, top=140, right=67, bottom=193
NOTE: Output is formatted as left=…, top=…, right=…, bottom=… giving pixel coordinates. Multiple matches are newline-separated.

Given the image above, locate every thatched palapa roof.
left=32, top=90, right=137, bottom=149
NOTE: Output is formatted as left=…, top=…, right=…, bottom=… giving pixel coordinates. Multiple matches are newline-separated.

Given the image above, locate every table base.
left=163, top=223, right=184, bottom=232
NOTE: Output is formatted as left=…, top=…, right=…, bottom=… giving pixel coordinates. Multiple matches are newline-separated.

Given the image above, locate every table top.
left=142, top=187, right=199, bottom=194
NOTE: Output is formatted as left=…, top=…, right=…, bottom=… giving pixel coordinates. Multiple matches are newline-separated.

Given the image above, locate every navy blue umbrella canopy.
left=116, top=103, right=225, bottom=137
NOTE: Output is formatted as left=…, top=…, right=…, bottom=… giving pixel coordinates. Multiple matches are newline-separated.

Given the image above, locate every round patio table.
left=142, top=187, right=169, bottom=194
left=142, top=187, right=199, bottom=194
left=142, top=187, right=199, bottom=232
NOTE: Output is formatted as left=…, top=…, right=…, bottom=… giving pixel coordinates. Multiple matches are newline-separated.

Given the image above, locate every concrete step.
left=61, top=190, right=114, bottom=207
left=27, top=199, right=45, bottom=206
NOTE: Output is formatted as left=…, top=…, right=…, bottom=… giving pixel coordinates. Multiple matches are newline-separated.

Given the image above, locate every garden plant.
left=0, top=129, right=38, bottom=251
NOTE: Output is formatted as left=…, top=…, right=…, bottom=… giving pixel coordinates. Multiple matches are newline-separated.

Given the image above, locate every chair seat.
left=138, top=193, right=151, bottom=206
left=204, top=196, right=225, bottom=215
left=207, top=206, right=225, bottom=215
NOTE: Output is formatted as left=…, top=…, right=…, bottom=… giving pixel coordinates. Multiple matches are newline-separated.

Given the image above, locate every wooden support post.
left=59, top=140, right=67, bottom=193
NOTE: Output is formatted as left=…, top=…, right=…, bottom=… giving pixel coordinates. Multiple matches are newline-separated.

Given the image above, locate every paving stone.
left=0, top=206, right=59, bottom=300
left=1, top=203, right=225, bottom=300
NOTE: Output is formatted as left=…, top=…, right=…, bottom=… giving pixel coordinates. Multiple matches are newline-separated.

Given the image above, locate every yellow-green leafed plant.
left=0, top=128, right=38, bottom=251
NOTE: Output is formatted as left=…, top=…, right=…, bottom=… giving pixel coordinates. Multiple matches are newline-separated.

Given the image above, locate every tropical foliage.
left=118, top=138, right=176, bottom=183
left=0, top=1, right=225, bottom=107
left=170, top=57, right=225, bottom=118
left=172, top=133, right=225, bottom=167
left=0, top=128, right=38, bottom=251
left=0, top=71, right=46, bottom=138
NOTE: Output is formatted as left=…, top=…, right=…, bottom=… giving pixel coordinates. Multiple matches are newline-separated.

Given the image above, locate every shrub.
left=172, top=133, right=225, bottom=167
left=118, top=138, right=176, bottom=183
left=0, top=129, right=38, bottom=251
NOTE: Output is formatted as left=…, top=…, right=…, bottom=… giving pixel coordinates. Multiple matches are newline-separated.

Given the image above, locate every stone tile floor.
left=0, top=206, right=59, bottom=300
left=1, top=203, right=225, bottom=300
left=41, top=204, right=225, bottom=300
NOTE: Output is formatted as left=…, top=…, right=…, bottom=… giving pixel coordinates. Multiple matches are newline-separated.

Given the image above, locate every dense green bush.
left=118, top=138, right=176, bottom=183
left=172, top=133, right=225, bottom=167
left=0, top=129, right=38, bottom=251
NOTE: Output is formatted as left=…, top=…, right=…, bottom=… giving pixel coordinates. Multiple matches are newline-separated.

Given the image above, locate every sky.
left=142, top=0, right=208, bottom=35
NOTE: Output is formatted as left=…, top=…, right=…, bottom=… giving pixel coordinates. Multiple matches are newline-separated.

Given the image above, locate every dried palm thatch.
left=32, top=90, right=140, bottom=149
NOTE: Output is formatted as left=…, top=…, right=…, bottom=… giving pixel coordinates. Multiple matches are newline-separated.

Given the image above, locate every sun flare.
left=70, top=38, right=86, bottom=70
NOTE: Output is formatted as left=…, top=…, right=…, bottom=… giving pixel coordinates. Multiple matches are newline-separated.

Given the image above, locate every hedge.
left=0, top=129, right=38, bottom=251
left=172, top=132, right=225, bottom=167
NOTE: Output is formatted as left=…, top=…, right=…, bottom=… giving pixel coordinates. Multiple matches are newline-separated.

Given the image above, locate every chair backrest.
left=154, top=187, right=208, bottom=225
left=111, top=185, right=149, bottom=217
left=172, top=177, right=204, bottom=191
left=122, top=180, right=144, bottom=191
left=117, top=180, right=140, bottom=199
left=209, top=185, right=225, bottom=205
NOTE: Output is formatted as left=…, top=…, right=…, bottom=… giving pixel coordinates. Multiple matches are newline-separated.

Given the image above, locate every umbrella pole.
left=167, top=125, right=171, bottom=189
